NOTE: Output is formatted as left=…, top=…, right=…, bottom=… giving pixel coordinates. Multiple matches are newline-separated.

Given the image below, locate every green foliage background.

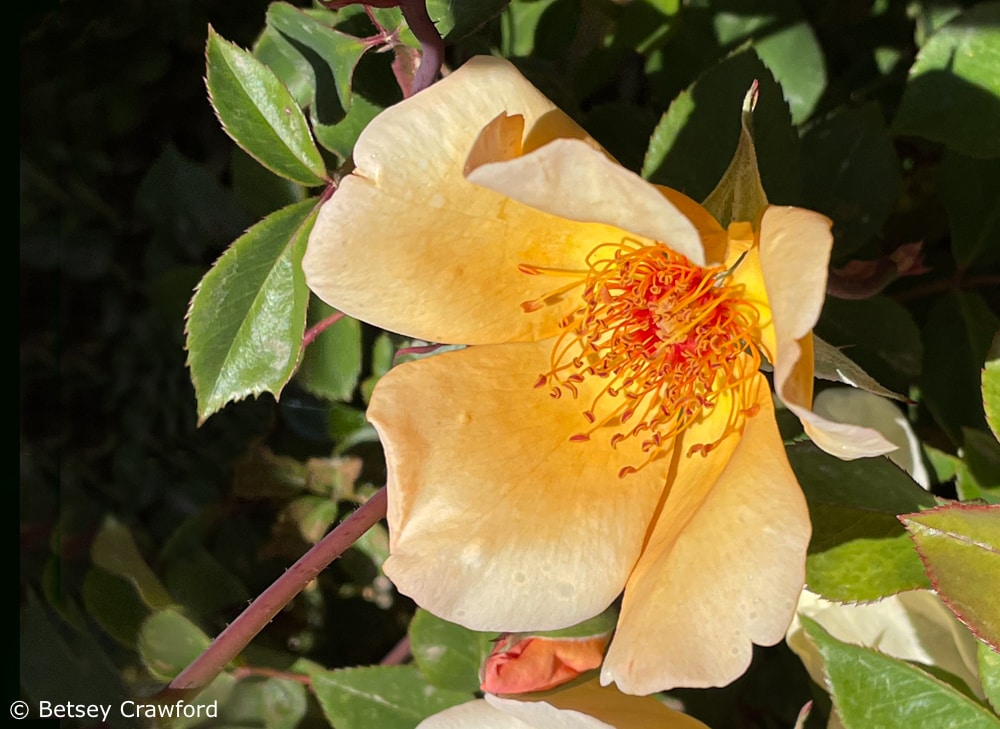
left=20, top=0, right=1000, bottom=727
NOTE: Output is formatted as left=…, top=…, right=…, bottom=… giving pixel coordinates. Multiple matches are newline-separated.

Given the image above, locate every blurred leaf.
left=644, top=47, right=800, bottom=206
left=281, top=495, right=338, bottom=544
left=939, top=152, right=1000, bottom=267
left=164, top=547, right=251, bottom=620
left=138, top=608, right=211, bottom=682
left=500, top=0, right=577, bottom=60
left=186, top=199, right=317, bottom=423
left=206, top=26, right=326, bottom=186
left=801, top=104, right=899, bottom=259
left=90, top=516, right=174, bottom=610
left=962, top=428, right=1000, bottom=501
left=802, top=617, right=999, bottom=729
left=310, top=665, right=471, bottom=729
left=327, top=402, right=370, bottom=442
left=894, top=2, right=1000, bottom=158
left=409, top=609, right=494, bottom=693
left=813, top=336, right=908, bottom=402
left=81, top=568, right=148, bottom=647
left=223, top=677, right=308, bottom=729
left=815, top=296, right=923, bottom=396
left=299, top=301, right=362, bottom=402
left=426, top=0, right=511, bottom=41
left=980, top=642, right=1000, bottom=714
left=267, top=2, right=368, bottom=110
left=711, top=0, right=825, bottom=123
left=361, top=332, right=396, bottom=403
left=787, top=442, right=936, bottom=601
left=902, top=503, right=1000, bottom=650
left=987, top=356, right=1000, bottom=442
left=922, top=292, right=1000, bottom=444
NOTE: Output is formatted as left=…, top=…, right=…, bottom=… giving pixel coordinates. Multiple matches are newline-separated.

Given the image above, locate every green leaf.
left=310, top=665, right=471, bottom=729
left=206, top=26, right=326, bottom=186
left=980, top=642, right=1000, bottom=714
left=643, top=47, right=799, bottom=207
left=813, top=336, right=909, bottom=403
left=254, top=24, right=316, bottom=108
left=223, top=677, right=308, bottom=729
left=987, top=356, right=1000, bottom=442
left=163, top=547, right=251, bottom=620
left=710, top=0, right=826, bottom=123
left=425, top=0, right=511, bottom=41
left=788, top=443, right=936, bottom=601
left=902, top=504, right=1000, bottom=651
left=266, top=2, right=368, bottom=110
left=803, top=617, right=1000, bottom=729
left=312, top=89, right=383, bottom=159
left=939, top=152, right=1000, bottom=267
left=702, top=81, right=769, bottom=228
left=409, top=609, right=494, bottom=693
left=82, top=568, right=148, bottom=647
left=960, top=428, right=1000, bottom=503
left=894, top=2, right=1000, bottom=158
left=815, top=296, right=923, bottom=396
left=922, top=292, right=1000, bottom=444
left=90, top=516, right=174, bottom=610
left=186, top=199, right=317, bottom=423
left=800, top=104, right=900, bottom=258
left=138, top=608, right=211, bottom=682
left=298, top=301, right=362, bottom=402
left=807, top=534, right=931, bottom=602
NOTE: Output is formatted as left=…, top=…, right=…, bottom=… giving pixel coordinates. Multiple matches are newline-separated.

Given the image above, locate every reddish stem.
left=399, top=0, right=443, bottom=95
left=163, top=488, right=388, bottom=696
left=379, top=635, right=412, bottom=665
left=303, top=312, right=346, bottom=348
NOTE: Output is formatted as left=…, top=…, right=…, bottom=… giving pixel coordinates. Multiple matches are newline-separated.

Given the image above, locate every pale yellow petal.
left=304, top=56, right=614, bottom=344
left=487, top=681, right=710, bottom=729
left=416, top=700, right=541, bottom=729
left=602, top=378, right=811, bottom=693
left=370, top=341, right=670, bottom=632
left=756, top=206, right=894, bottom=458
left=467, top=138, right=705, bottom=266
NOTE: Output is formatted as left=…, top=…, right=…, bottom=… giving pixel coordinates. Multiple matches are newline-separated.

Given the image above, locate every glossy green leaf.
left=310, top=665, right=471, bottom=729
left=788, top=443, right=936, bottom=601
left=426, top=0, right=511, bottom=41
left=939, top=152, right=1000, bottom=267
left=409, top=608, right=494, bottom=693
left=644, top=47, right=799, bottom=207
left=702, top=81, right=768, bottom=228
left=254, top=24, right=316, bottom=108
left=206, top=27, right=326, bottom=186
left=803, top=617, right=1000, bottom=729
left=266, top=2, right=368, bottom=110
left=800, top=104, right=899, bottom=258
left=894, top=2, right=1000, bottom=158
left=186, top=199, right=317, bottom=423
left=922, top=292, right=1000, bottom=444
left=90, top=516, right=174, bottom=610
left=710, top=0, right=825, bottom=123
left=312, top=90, right=383, bottom=159
left=138, top=608, right=211, bottom=682
left=902, top=504, right=1000, bottom=650
left=298, top=301, right=362, bottom=402
left=985, top=356, right=1000, bottom=442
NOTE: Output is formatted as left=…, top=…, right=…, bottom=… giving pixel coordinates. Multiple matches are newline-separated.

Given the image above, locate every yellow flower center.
left=520, top=239, right=762, bottom=477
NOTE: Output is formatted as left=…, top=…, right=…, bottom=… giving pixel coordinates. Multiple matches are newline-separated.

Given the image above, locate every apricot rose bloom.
left=303, top=56, right=892, bottom=694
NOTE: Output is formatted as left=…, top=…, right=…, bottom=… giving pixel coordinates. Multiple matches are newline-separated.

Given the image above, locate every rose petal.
left=467, top=138, right=704, bottom=266
left=602, top=377, right=811, bottom=692
left=757, top=206, right=895, bottom=458
left=370, top=341, right=671, bottom=631
left=304, top=56, right=617, bottom=345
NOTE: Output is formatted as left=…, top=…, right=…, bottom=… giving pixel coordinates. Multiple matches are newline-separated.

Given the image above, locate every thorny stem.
left=303, top=312, right=346, bottom=348
left=164, top=487, right=388, bottom=697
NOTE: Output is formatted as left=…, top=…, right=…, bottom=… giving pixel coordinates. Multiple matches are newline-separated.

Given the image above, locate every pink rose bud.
left=480, top=631, right=612, bottom=695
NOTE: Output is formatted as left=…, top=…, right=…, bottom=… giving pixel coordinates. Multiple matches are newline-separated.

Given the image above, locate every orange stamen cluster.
left=521, top=239, right=762, bottom=477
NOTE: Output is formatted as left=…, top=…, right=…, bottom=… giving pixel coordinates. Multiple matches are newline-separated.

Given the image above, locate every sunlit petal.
left=602, top=378, right=810, bottom=693
left=370, top=342, right=671, bottom=631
